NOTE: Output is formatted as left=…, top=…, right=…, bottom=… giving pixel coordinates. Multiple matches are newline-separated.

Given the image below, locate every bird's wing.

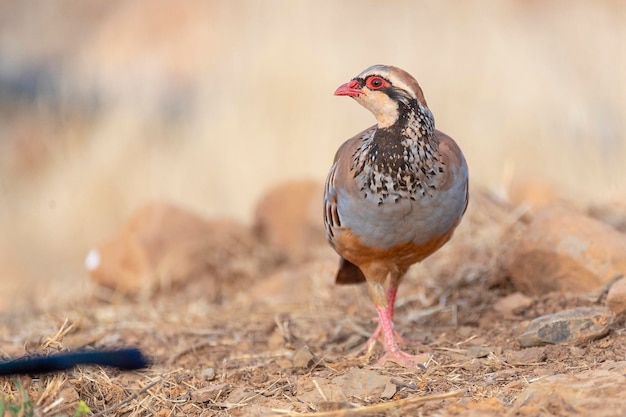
left=435, top=129, right=469, bottom=215
left=323, top=126, right=376, bottom=247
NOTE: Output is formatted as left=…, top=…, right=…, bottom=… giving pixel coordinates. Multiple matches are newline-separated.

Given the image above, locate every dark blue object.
left=0, top=348, right=150, bottom=376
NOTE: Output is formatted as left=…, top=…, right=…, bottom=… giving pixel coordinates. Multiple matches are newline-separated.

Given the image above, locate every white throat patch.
left=355, top=91, right=399, bottom=129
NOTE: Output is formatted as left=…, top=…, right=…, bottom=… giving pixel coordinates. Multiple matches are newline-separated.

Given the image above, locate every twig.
left=42, top=318, right=75, bottom=350
left=268, top=389, right=464, bottom=416
left=389, top=378, right=418, bottom=391
left=312, top=379, right=328, bottom=402
left=90, top=378, right=160, bottom=417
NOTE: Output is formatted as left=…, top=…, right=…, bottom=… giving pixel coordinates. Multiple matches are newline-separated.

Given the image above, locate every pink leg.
left=358, top=285, right=408, bottom=353
left=357, top=274, right=430, bottom=368
left=359, top=286, right=409, bottom=353
left=383, top=285, right=410, bottom=343
left=373, top=305, right=430, bottom=368
left=386, top=284, right=398, bottom=319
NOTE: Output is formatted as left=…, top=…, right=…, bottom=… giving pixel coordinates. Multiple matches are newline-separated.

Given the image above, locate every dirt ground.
left=1, top=189, right=626, bottom=417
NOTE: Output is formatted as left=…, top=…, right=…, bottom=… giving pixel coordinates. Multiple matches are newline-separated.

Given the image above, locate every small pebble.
left=200, top=367, right=216, bottom=381
left=493, top=292, right=533, bottom=316
left=508, top=347, right=546, bottom=364
left=467, top=346, right=492, bottom=358
left=292, top=346, right=314, bottom=368
left=380, top=382, right=397, bottom=399
left=190, top=383, right=230, bottom=403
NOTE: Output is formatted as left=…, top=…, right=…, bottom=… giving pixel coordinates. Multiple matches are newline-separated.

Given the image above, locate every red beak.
left=334, top=79, right=363, bottom=97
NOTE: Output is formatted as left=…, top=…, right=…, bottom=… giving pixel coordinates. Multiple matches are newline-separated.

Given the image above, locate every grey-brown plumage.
left=324, top=65, right=468, bottom=367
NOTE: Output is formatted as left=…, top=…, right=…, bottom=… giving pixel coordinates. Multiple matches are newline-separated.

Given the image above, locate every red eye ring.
left=365, top=76, right=389, bottom=90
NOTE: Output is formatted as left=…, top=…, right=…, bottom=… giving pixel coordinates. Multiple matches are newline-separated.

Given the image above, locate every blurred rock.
left=507, top=180, right=566, bottom=212
left=200, top=368, right=216, bottom=381
left=505, top=205, right=626, bottom=295
left=493, top=292, right=533, bottom=317
left=506, top=346, right=546, bottom=365
left=332, top=369, right=394, bottom=400
left=254, top=180, right=327, bottom=259
left=247, top=257, right=337, bottom=307
left=86, top=202, right=275, bottom=297
left=588, top=201, right=626, bottom=233
left=511, top=368, right=626, bottom=417
left=466, top=345, right=492, bottom=358
left=190, top=383, right=231, bottom=403
left=296, top=366, right=396, bottom=404
left=606, top=276, right=626, bottom=314
left=518, top=307, right=614, bottom=347
left=292, top=346, right=315, bottom=368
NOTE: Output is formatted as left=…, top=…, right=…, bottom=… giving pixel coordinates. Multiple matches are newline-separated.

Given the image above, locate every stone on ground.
left=85, top=202, right=259, bottom=295
left=518, top=307, right=614, bottom=347
left=505, top=205, right=626, bottom=295
left=254, top=180, right=326, bottom=258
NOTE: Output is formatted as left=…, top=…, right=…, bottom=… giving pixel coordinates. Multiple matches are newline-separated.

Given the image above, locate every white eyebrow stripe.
left=359, top=71, right=417, bottom=100
left=390, top=78, right=417, bottom=99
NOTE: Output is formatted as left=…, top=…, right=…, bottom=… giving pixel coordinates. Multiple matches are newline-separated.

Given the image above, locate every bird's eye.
left=366, top=76, right=388, bottom=90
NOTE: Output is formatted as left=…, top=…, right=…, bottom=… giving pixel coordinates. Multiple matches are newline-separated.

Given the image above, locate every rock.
left=466, top=346, right=492, bottom=359
left=588, top=202, right=626, bottom=233
left=86, top=201, right=272, bottom=296
left=225, top=387, right=252, bottom=404
left=246, top=258, right=337, bottom=307
left=507, top=347, right=547, bottom=364
left=569, top=346, right=586, bottom=357
left=292, top=346, right=315, bottom=368
left=493, top=292, right=533, bottom=317
left=511, top=368, right=626, bottom=417
left=254, top=180, right=326, bottom=258
left=86, top=202, right=210, bottom=293
left=297, top=369, right=393, bottom=404
left=606, top=276, right=626, bottom=314
left=380, top=382, right=397, bottom=400
left=518, top=307, right=614, bottom=347
left=505, top=205, right=626, bottom=295
left=507, top=180, right=565, bottom=212
left=190, top=383, right=231, bottom=403
left=297, top=377, right=337, bottom=403
left=331, top=369, right=393, bottom=399
left=200, top=368, right=216, bottom=381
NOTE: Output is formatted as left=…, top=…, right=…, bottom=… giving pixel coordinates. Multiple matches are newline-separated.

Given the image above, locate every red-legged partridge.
left=324, top=65, right=469, bottom=368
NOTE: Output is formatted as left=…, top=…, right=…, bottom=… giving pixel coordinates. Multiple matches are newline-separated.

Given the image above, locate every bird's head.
left=334, top=65, right=428, bottom=128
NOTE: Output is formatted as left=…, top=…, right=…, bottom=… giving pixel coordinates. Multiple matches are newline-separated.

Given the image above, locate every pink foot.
left=370, top=305, right=430, bottom=369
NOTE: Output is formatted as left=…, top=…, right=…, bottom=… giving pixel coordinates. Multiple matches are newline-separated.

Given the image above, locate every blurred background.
left=0, top=0, right=624, bottom=311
